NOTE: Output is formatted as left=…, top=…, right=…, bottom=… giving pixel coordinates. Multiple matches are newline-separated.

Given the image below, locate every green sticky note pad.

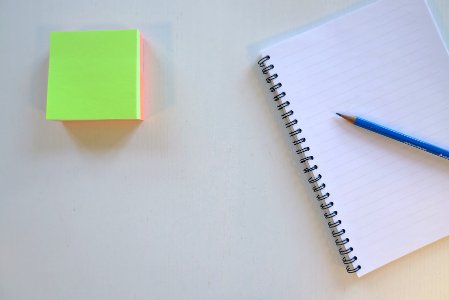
left=46, top=29, right=143, bottom=120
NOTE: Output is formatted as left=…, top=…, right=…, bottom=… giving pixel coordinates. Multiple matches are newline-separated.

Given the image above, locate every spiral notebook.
left=258, top=0, right=449, bottom=277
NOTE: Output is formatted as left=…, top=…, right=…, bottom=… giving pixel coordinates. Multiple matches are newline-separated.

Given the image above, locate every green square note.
left=46, top=29, right=142, bottom=120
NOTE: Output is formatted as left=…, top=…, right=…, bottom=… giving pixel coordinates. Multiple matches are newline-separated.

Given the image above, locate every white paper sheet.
left=261, top=0, right=449, bottom=276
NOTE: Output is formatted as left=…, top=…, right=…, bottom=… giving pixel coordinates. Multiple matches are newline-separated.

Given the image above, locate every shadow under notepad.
left=30, top=55, right=49, bottom=114
left=63, top=120, right=141, bottom=151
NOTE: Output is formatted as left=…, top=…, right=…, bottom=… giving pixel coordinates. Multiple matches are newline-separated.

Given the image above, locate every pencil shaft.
left=354, top=117, right=449, bottom=160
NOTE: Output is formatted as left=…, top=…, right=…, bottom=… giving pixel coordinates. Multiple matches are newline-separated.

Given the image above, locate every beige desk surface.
left=1, top=0, right=449, bottom=299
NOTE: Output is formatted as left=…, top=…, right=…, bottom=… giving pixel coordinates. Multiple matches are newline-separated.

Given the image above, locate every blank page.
left=261, top=0, right=449, bottom=276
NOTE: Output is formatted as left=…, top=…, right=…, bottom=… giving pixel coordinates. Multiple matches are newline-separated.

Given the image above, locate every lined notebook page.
left=261, top=0, right=449, bottom=276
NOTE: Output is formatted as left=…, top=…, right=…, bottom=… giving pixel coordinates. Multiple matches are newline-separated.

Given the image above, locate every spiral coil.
left=258, top=55, right=361, bottom=274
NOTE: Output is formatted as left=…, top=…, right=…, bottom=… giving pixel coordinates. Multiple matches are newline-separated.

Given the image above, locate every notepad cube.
left=46, top=29, right=143, bottom=120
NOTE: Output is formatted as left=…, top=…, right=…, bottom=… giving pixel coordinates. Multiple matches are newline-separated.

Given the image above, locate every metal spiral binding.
left=258, top=55, right=361, bottom=274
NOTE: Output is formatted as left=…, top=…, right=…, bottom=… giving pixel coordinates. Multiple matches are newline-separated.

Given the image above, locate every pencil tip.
left=336, top=113, right=356, bottom=123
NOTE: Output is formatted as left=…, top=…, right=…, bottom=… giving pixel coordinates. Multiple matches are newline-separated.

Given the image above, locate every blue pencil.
left=336, top=113, right=449, bottom=160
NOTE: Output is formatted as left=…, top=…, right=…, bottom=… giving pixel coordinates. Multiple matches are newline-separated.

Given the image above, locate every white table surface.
left=1, top=0, right=449, bottom=299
